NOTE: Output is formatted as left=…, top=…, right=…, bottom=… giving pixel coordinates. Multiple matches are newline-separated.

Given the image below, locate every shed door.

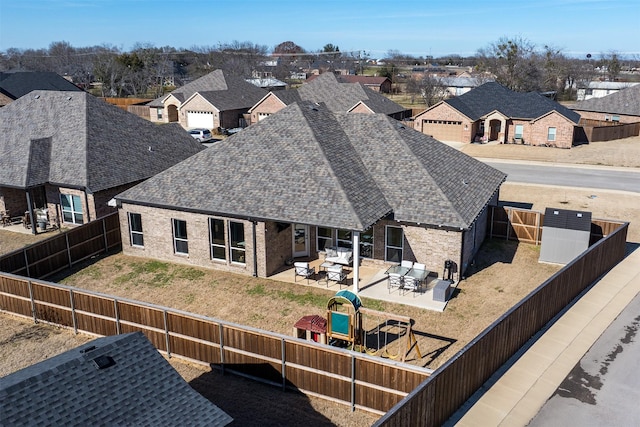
left=186, top=111, right=214, bottom=129
left=423, top=120, right=463, bottom=142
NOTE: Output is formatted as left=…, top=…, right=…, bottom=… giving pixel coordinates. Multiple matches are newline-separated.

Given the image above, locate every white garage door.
left=186, top=111, right=214, bottom=129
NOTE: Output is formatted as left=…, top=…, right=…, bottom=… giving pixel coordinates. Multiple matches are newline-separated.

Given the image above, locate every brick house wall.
left=0, top=187, right=28, bottom=217
left=530, top=112, right=576, bottom=148
left=249, top=93, right=285, bottom=125
left=505, top=119, right=532, bottom=144
left=573, top=110, right=640, bottom=124
left=350, top=103, right=375, bottom=114
left=178, top=94, right=220, bottom=129
left=413, top=103, right=474, bottom=143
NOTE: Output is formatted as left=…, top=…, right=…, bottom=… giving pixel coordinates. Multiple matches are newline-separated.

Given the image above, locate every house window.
left=229, top=221, right=246, bottom=264
left=172, top=219, right=188, bottom=255
left=156, top=108, right=163, bottom=120
left=360, top=228, right=374, bottom=259
left=514, top=124, right=524, bottom=139
left=128, top=212, right=144, bottom=247
left=60, top=194, right=83, bottom=225
left=337, top=229, right=352, bottom=248
left=385, top=226, right=403, bottom=263
left=612, top=115, right=620, bottom=122
left=209, top=218, right=226, bottom=261
left=317, top=227, right=333, bottom=251
left=547, top=127, right=557, bottom=142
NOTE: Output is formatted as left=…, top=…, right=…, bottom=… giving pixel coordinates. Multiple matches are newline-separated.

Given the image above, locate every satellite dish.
left=586, top=53, right=592, bottom=59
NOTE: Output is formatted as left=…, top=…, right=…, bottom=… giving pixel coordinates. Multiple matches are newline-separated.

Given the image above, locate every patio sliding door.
left=293, top=224, right=309, bottom=258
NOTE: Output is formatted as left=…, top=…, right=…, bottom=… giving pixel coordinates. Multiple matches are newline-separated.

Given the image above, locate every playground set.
left=293, top=290, right=422, bottom=362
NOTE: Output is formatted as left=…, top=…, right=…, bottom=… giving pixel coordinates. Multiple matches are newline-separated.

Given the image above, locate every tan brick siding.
left=574, top=110, right=640, bottom=124
left=250, top=94, right=285, bottom=125
left=531, top=113, right=575, bottom=148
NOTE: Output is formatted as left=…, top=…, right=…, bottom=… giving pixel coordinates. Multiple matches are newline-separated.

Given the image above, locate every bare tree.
left=477, top=36, right=539, bottom=92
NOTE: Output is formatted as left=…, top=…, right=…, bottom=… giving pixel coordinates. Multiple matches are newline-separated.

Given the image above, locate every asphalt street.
left=484, top=160, right=640, bottom=193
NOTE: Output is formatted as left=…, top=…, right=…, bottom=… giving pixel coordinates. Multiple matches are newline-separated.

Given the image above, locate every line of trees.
left=1, top=38, right=637, bottom=100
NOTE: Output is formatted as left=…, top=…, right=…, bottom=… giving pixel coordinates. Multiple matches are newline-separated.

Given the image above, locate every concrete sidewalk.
left=453, top=245, right=640, bottom=426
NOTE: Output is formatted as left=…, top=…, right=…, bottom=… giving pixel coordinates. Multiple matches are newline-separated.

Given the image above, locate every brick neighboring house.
left=0, top=91, right=204, bottom=233
left=413, top=82, right=582, bottom=148
left=248, top=72, right=411, bottom=125
left=572, top=84, right=640, bottom=124
left=0, top=71, right=82, bottom=107
left=306, top=74, right=392, bottom=93
left=147, top=69, right=267, bottom=131
left=115, top=101, right=506, bottom=285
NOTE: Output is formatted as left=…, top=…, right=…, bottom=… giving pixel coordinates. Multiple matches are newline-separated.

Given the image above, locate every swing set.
left=325, top=290, right=421, bottom=363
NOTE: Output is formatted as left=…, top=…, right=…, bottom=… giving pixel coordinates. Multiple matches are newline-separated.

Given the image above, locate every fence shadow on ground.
left=464, top=238, right=519, bottom=277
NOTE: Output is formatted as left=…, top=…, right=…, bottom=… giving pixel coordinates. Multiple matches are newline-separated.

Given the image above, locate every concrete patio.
left=269, top=257, right=453, bottom=311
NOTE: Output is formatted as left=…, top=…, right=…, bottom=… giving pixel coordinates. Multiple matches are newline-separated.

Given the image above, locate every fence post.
left=506, top=208, right=512, bottom=241
left=69, top=289, right=77, bottom=334
left=65, top=233, right=72, bottom=268
left=23, top=249, right=30, bottom=278
left=281, top=338, right=286, bottom=391
left=219, top=323, right=225, bottom=375
left=490, top=206, right=494, bottom=239
left=114, top=299, right=121, bottom=335
left=163, top=310, right=171, bottom=358
left=102, top=218, right=109, bottom=254
left=351, top=354, right=356, bottom=412
left=27, top=280, right=36, bottom=323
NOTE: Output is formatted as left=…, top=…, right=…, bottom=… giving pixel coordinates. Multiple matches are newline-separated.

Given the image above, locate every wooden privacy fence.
left=488, top=206, right=623, bottom=245
left=0, top=273, right=431, bottom=414
left=0, top=213, right=121, bottom=279
left=376, top=221, right=628, bottom=426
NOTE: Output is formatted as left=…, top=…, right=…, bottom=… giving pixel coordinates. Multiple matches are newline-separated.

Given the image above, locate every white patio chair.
left=388, top=273, right=403, bottom=294
left=294, top=262, right=315, bottom=284
left=326, top=265, right=347, bottom=288
left=402, top=275, right=420, bottom=297
left=401, top=260, right=413, bottom=269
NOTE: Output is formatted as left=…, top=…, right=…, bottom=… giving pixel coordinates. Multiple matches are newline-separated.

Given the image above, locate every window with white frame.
left=128, top=212, right=144, bottom=247
left=172, top=219, right=188, bottom=255
left=360, top=228, right=374, bottom=259
left=514, top=124, right=524, bottom=139
left=156, top=108, right=163, bottom=120
left=547, top=127, right=557, bottom=142
left=229, top=221, right=246, bottom=264
left=209, top=218, right=226, bottom=261
left=385, top=226, right=403, bottom=263
left=60, top=194, right=83, bottom=225
left=612, top=115, right=620, bottom=122
left=336, top=229, right=352, bottom=248
left=317, top=227, right=333, bottom=251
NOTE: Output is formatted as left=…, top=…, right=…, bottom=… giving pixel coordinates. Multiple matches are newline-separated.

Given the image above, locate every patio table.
left=406, top=268, right=429, bottom=291
left=384, top=265, right=411, bottom=276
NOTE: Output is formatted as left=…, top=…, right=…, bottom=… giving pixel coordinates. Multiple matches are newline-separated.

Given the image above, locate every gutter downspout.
left=459, top=229, right=465, bottom=282
left=252, top=221, right=258, bottom=277
left=352, top=231, right=360, bottom=294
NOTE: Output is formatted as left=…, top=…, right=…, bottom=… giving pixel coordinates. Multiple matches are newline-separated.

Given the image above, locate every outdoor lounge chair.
left=325, top=265, right=347, bottom=288
left=294, top=262, right=315, bottom=284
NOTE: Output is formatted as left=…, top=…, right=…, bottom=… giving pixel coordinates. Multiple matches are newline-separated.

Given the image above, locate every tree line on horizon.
left=1, top=37, right=637, bottom=101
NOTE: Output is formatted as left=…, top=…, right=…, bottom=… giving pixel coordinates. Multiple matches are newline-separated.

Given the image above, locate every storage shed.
left=539, top=207, right=592, bottom=264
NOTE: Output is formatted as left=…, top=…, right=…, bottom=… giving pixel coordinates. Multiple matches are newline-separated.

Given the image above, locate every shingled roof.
left=0, top=91, right=204, bottom=192
left=117, top=102, right=506, bottom=231
left=0, top=71, right=82, bottom=101
left=267, top=73, right=406, bottom=116
left=0, top=332, right=232, bottom=426
left=444, top=82, right=581, bottom=123
left=148, top=69, right=267, bottom=109
left=572, top=84, right=640, bottom=117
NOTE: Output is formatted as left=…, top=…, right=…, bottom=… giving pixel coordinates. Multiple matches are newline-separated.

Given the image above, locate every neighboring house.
left=248, top=72, right=411, bottom=124
left=115, top=101, right=506, bottom=285
left=572, top=84, right=640, bottom=123
left=0, top=90, right=204, bottom=233
left=246, top=77, right=288, bottom=91
left=0, top=71, right=82, bottom=107
left=307, top=74, right=392, bottom=93
left=435, top=76, right=493, bottom=98
left=0, top=332, right=232, bottom=426
left=147, top=69, right=267, bottom=131
left=576, top=81, right=639, bottom=101
left=413, top=82, right=582, bottom=148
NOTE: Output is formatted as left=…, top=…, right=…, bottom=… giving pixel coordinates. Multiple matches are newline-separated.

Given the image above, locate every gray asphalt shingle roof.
left=572, top=84, right=640, bottom=116
left=277, top=73, right=406, bottom=115
left=0, top=71, right=82, bottom=100
left=0, top=91, right=204, bottom=192
left=148, top=69, right=267, bottom=110
left=0, top=332, right=232, bottom=426
left=445, top=82, right=581, bottom=123
left=117, top=102, right=506, bottom=231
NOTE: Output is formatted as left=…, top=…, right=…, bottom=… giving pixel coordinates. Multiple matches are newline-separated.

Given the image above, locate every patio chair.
left=413, top=262, right=426, bottom=271
left=401, top=260, right=413, bottom=269
left=294, top=262, right=315, bottom=284
left=388, top=273, right=403, bottom=294
left=403, top=275, right=420, bottom=297
left=326, top=265, right=347, bottom=288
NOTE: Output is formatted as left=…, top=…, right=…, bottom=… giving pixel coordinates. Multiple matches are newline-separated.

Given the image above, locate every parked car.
left=188, top=128, right=213, bottom=142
